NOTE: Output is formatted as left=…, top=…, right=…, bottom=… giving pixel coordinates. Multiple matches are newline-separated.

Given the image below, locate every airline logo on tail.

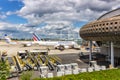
left=4, top=34, right=12, bottom=43
left=4, top=34, right=17, bottom=44
left=32, top=33, right=41, bottom=41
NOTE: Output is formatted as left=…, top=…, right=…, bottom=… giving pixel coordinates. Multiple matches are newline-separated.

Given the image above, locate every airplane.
left=32, top=33, right=80, bottom=50
left=4, top=34, right=33, bottom=47
left=4, top=34, right=16, bottom=44
left=4, top=33, right=80, bottom=49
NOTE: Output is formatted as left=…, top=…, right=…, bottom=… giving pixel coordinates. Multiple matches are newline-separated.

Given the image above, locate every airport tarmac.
left=0, top=41, right=85, bottom=56
left=1, top=41, right=109, bottom=80
left=0, top=41, right=89, bottom=80
left=0, top=41, right=89, bottom=68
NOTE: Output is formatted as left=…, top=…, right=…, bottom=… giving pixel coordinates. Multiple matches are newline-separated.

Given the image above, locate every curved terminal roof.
left=98, top=8, right=120, bottom=20
left=80, top=8, right=120, bottom=41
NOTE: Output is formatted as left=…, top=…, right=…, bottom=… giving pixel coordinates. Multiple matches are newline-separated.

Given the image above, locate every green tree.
left=0, top=60, right=9, bottom=80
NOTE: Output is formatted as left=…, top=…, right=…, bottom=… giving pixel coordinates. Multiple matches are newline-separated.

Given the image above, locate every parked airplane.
left=4, top=33, right=80, bottom=49
left=32, top=33, right=80, bottom=50
left=4, top=34, right=33, bottom=47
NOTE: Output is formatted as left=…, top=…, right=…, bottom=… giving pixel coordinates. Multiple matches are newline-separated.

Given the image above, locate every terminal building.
left=80, top=8, right=120, bottom=67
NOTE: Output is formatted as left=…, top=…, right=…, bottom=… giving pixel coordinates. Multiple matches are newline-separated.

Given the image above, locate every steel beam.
left=110, top=41, right=114, bottom=67
left=89, top=41, right=92, bottom=61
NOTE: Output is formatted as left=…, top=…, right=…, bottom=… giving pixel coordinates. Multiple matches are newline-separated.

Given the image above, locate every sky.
left=0, top=0, right=120, bottom=39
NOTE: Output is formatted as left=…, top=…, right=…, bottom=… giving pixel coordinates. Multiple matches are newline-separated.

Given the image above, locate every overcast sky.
left=0, top=0, right=120, bottom=39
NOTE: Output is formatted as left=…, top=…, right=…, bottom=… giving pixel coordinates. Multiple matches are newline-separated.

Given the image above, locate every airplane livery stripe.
left=33, top=33, right=40, bottom=41
left=33, top=35, right=38, bottom=41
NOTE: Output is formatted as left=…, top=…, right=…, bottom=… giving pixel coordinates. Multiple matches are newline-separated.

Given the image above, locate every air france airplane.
left=32, top=33, right=79, bottom=49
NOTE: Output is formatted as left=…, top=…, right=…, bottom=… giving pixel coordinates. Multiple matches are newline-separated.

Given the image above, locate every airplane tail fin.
left=32, top=33, right=41, bottom=41
left=4, top=34, right=12, bottom=43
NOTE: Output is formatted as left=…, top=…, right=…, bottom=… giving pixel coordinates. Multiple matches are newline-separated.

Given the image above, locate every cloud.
left=0, top=21, right=33, bottom=38
left=1, top=0, right=120, bottom=39
left=6, top=11, right=16, bottom=15
left=17, top=0, right=120, bottom=24
left=0, top=12, right=7, bottom=19
left=0, top=22, right=19, bottom=34
left=32, top=21, right=79, bottom=39
left=0, top=21, right=79, bottom=39
left=0, top=15, right=6, bottom=19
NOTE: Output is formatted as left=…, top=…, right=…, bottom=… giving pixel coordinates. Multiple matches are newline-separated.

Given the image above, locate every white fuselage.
left=34, top=41, right=76, bottom=46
